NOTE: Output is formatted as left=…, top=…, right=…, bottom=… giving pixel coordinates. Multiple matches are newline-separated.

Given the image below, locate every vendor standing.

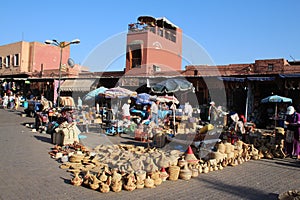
left=285, top=106, right=300, bottom=159
left=208, top=101, right=219, bottom=124
left=122, top=99, right=131, bottom=120
left=150, top=100, right=159, bottom=126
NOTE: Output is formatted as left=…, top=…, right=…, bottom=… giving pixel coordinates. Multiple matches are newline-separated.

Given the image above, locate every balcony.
left=128, top=23, right=177, bottom=43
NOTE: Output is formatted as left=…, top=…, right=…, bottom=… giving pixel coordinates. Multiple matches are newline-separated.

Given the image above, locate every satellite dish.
left=67, top=58, right=75, bottom=68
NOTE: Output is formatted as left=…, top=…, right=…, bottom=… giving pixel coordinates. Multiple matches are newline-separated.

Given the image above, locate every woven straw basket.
left=168, top=165, right=180, bottom=181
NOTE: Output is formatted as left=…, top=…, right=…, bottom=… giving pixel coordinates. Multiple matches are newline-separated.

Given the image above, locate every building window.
left=5, top=55, right=10, bottom=68
left=268, top=64, right=274, bottom=71
left=158, top=28, right=164, bottom=37
left=13, top=54, right=20, bottom=66
left=165, top=30, right=170, bottom=40
left=170, top=33, right=176, bottom=42
left=129, top=44, right=142, bottom=69
left=0, top=57, right=2, bottom=69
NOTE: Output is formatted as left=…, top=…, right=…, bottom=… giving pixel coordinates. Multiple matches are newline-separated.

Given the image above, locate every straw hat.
left=210, top=101, right=215, bottom=105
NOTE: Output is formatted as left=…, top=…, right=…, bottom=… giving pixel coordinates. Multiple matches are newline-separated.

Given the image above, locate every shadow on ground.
left=198, top=176, right=279, bottom=200
left=34, top=135, right=52, bottom=144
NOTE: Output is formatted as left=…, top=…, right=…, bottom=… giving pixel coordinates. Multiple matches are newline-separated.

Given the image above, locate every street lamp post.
left=45, top=39, right=80, bottom=108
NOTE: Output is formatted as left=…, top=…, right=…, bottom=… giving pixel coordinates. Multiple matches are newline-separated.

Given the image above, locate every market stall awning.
left=279, top=74, right=300, bottom=78
left=247, top=77, right=275, bottom=81
left=218, top=77, right=245, bottom=82
left=60, top=79, right=97, bottom=92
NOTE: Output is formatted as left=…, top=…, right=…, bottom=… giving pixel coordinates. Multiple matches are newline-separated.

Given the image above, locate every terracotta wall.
left=30, top=42, right=70, bottom=73
left=125, top=27, right=182, bottom=75
left=0, top=41, right=70, bottom=76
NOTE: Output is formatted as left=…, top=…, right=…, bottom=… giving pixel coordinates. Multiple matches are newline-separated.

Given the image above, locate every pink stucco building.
left=0, top=41, right=81, bottom=78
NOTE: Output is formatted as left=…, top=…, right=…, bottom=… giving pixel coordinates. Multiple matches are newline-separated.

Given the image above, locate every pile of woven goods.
left=48, top=138, right=261, bottom=193
left=248, top=127, right=286, bottom=159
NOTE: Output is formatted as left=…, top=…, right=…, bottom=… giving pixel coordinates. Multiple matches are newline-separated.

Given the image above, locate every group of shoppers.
left=1, top=92, right=20, bottom=110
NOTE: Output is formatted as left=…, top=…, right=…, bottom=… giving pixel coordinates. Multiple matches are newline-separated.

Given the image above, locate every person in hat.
left=208, top=101, right=219, bottom=124
left=122, top=99, right=131, bottom=120
left=284, top=106, right=300, bottom=159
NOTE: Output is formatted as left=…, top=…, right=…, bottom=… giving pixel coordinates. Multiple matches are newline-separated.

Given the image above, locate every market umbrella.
left=83, top=86, right=108, bottom=101
left=157, top=95, right=179, bottom=104
left=261, top=95, right=292, bottom=127
left=151, top=78, right=193, bottom=94
left=135, top=93, right=156, bottom=105
left=104, top=86, right=137, bottom=99
left=151, top=79, right=194, bottom=134
left=102, top=87, right=137, bottom=124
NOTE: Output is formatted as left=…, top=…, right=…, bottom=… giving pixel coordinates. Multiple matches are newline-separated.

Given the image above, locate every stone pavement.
left=0, top=108, right=299, bottom=200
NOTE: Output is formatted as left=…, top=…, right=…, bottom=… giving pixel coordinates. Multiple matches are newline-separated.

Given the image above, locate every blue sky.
left=2, top=0, right=300, bottom=71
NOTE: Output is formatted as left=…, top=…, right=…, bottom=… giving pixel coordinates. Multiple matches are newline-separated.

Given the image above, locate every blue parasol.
left=135, top=93, right=156, bottom=105
left=83, top=86, right=107, bottom=101
left=261, top=95, right=292, bottom=127
left=261, top=95, right=292, bottom=103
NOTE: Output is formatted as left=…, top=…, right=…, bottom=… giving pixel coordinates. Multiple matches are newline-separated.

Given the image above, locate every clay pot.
left=191, top=168, right=199, bottom=178
left=178, top=156, right=187, bottom=168
left=135, top=170, right=146, bottom=181
left=179, top=163, right=192, bottom=180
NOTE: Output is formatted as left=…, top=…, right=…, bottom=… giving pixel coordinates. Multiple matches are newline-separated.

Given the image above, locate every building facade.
left=0, top=41, right=73, bottom=77
left=125, top=16, right=182, bottom=75
left=0, top=41, right=83, bottom=100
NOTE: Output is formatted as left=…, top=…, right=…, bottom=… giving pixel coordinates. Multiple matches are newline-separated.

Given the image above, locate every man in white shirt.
left=184, top=102, right=193, bottom=118
left=122, top=99, right=131, bottom=120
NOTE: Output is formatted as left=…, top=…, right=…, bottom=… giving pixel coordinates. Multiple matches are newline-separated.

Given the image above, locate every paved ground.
left=0, top=108, right=299, bottom=200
